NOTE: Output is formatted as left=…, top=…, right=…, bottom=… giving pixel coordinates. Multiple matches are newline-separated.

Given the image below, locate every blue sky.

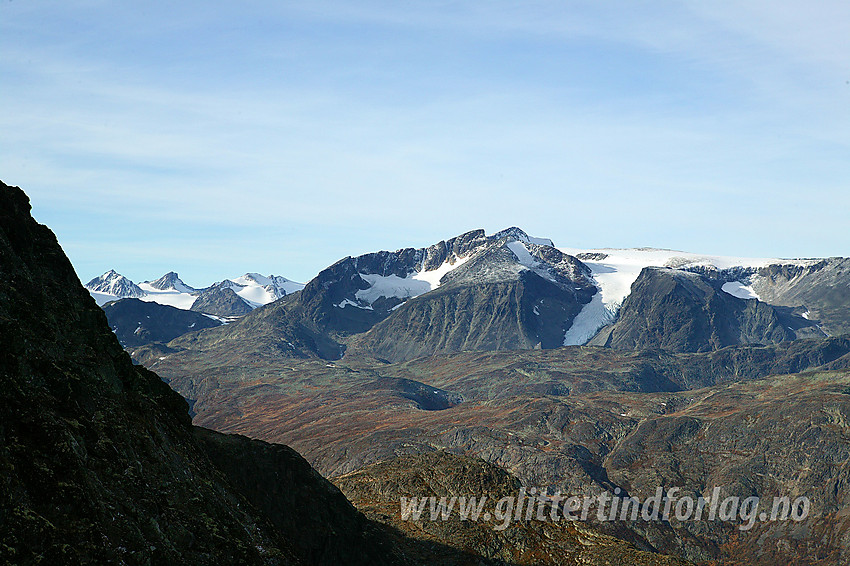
left=2, top=1, right=848, bottom=286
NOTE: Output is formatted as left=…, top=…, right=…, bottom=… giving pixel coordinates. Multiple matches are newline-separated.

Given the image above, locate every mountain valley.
left=6, top=178, right=850, bottom=565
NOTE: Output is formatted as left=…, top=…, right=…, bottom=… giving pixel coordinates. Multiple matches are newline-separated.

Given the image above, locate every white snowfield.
left=559, top=247, right=819, bottom=346
left=86, top=271, right=305, bottom=311
left=137, top=282, right=198, bottom=310
left=721, top=281, right=759, bottom=300
left=506, top=240, right=559, bottom=282
left=343, top=254, right=472, bottom=309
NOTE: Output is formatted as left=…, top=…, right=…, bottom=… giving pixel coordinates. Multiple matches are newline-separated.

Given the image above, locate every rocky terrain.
left=102, top=297, right=223, bottom=347
left=333, top=451, right=691, bottom=566
left=587, top=267, right=822, bottom=352
left=138, top=327, right=850, bottom=564
left=751, top=258, right=850, bottom=336
left=101, top=230, right=850, bottom=369
left=189, top=282, right=255, bottom=317
left=2, top=180, right=699, bottom=564
left=12, top=174, right=850, bottom=564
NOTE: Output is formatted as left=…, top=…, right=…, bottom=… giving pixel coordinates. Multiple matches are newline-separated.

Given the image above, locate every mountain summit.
left=85, top=269, right=145, bottom=299
left=145, top=271, right=196, bottom=293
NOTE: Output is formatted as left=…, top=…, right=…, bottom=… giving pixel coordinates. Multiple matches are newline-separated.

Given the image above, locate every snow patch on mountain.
left=350, top=255, right=473, bottom=309
left=137, top=283, right=198, bottom=310
left=505, top=240, right=559, bottom=283
left=721, top=281, right=760, bottom=300
left=201, top=313, right=239, bottom=324
left=412, top=254, right=472, bottom=289
left=559, top=247, right=819, bottom=346
left=226, top=273, right=304, bottom=305
left=338, top=298, right=371, bottom=310
left=355, top=274, right=431, bottom=305
left=506, top=241, right=538, bottom=268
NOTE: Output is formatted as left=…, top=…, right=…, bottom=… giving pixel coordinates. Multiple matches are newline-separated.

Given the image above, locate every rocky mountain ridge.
left=587, top=266, right=823, bottom=352
left=85, top=269, right=305, bottom=317
left=118, top=230, right=850, bottom=366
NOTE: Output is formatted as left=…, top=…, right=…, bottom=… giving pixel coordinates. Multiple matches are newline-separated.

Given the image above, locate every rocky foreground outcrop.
left=0, top=180, right=408, bottom=565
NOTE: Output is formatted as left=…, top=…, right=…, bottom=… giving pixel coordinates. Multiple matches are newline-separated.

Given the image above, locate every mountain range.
left=1, top=178, right=709, bottom=565
left=98, top=226, right=847, bottom=361
left=107, top=224, right=850, bottom=565
left=9, top=175, right=850, bottom=565
left=86, top=269, right=304, bottom=316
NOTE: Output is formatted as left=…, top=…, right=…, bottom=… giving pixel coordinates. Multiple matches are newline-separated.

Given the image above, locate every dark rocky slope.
left=589, top=267, right=821, bottom=352
left=1, top=182, right=297, bottom=564
left=752, top=258, right=850, bottom=336
left=190, top=282, right=254, bottom=317
left=103, top=297, right=222, bottom=347
left=0, top=181, right=409, bottom=566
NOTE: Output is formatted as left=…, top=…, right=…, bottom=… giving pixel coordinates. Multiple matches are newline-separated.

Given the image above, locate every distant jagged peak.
left=231, top=272, right=273, bottom=286
left=319, top=227, right=587, bottom=318
left=86, top=268, right=124, bottom=286
left=84, top=269, right=145, bottom=298
left=197, top=273, right=306, bottom=308
left=228, top=273, right=305, bottom=298
left=490, top=227, right=555, bottom=248
left=145, top=271, right=196, bottom=293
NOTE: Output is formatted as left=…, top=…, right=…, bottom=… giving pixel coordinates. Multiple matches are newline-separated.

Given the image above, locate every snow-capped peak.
left=225, top=273, right=305, bottom=306
left=85, top=270, right=145, bottom=301
left=341, top=227, right=560, bottom=311
left=492, top=227, right=555, bottom=247
left=145, top=271, right=196, bottom=293
left=86, top=269, right=304, bottom=312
